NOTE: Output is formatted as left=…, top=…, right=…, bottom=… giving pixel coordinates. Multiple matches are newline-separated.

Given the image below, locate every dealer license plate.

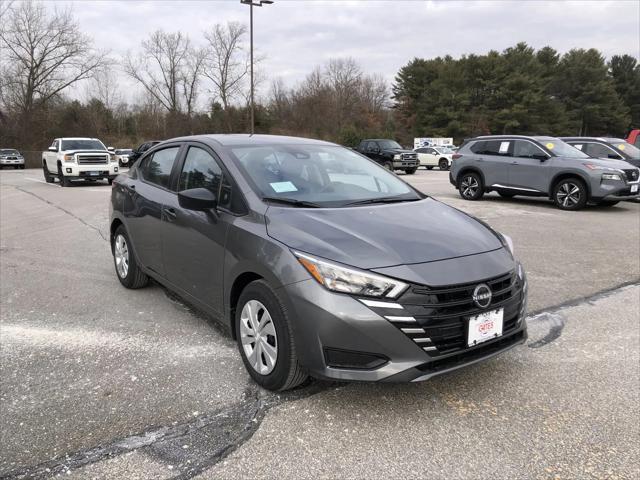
left=89, top=171, right=100, bottom=176
left=631, top=184, right=638, bottom=193
left=467, top=308, right=503, bottom=347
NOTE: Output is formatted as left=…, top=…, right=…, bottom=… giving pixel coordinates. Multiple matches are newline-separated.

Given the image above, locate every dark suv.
left=450, top=135, right=640, bottom=209
left=110, top=134, right=527, bottom=391
left=355, top=139, right=418, bottom=174
left=561, top=137, right=640, bottom=169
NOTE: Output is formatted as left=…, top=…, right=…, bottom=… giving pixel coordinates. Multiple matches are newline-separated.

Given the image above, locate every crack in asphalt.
left=13, top=185, right=108, bottom=242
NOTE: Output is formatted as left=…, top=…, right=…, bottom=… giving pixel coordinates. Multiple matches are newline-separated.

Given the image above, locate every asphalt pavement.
left=0, top=168, right=638, bottom=479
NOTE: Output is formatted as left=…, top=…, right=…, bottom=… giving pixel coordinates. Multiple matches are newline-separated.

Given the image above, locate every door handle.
left=164, top=207, right=177, bottom=220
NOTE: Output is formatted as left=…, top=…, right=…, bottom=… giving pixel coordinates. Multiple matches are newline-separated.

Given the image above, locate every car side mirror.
left=107, top=147, right=115, bottom=152
left=48, top=147, right=57, bottom=152
left=178, top=188, right=217, bottom=211
left=534, top=154, right=548, bottom=162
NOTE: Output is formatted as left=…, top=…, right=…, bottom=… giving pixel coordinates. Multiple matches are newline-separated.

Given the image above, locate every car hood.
left=265, top=198, right=504, bottom=269
left=570, top=156, right=637, bottom=170
left=61, top=150, right=110, bottom=155
left=383, top=148, right=415, bottom=155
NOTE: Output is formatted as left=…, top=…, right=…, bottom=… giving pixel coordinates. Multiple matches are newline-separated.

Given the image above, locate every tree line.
left=1, top=1, right=638, bottom=155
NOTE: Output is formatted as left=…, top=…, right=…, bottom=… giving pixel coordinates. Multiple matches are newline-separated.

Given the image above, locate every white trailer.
left=414, top=137, right=454, bottom=149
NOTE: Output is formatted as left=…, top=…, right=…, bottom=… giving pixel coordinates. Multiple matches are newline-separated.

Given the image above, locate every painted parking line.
left=25, top=177, right=60, bottom=187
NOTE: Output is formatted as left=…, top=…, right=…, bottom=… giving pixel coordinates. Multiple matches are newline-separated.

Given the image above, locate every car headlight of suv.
left=294, top=251, right=408, bottom=298
left=63, top=154, right=75, bottom=163
left=393, top=154, right=401, bottom=160
left=601, top=173, right=622, bottom=181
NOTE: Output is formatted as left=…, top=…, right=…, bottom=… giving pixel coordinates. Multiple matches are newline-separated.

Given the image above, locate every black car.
left=354, top=139, right=418, bottom=174
left=561, top=137, right=640, bottom=169
left=110, top=134, right=527, bottom=391
left=128, top=141, right=161, bottom=165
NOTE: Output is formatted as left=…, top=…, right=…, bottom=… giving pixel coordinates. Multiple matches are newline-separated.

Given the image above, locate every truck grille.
left=77, top=154, right=108, bottom=165
left=623, top=169, right=639, bottom=182
left=402, top=153, right=418, bottom=161
left=387, top=272, right=524, bottom=356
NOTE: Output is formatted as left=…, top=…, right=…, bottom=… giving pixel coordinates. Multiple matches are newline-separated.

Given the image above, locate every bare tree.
left=0, top=0, right=106, bottom=113
left=85, top=65, right=121, bottom=110
left=202, top=22, right=249, bottom=110
left=124, top=30, right=202, bottom=115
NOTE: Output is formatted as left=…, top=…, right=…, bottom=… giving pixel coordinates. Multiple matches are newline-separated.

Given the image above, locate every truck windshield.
left=229, top=144, right=422, bottom=208
left=61, top=139, right=106, bottom=151
left=377, top=140, right=403, bottom=150
left=0, top=149, right=19, bottom=155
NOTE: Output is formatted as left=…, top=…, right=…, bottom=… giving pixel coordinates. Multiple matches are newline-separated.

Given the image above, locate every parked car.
left=42, top=137, right=118, bottom=186
left=128, top=141, right=161, bottom=165
left=450, top=135, right=640, bottom=210
left=110, top=134, right=528, bottom=391
left=415, top=146, right=453, bottom=170
left=354, top=139, right=418, bottom=174
left=0, top=149, right=25, bottom=169
left=114, top=149, right=134, bottom=167
left=561, top=137, right=640, bottom=169
left=627, top=129, right=640, bottom=148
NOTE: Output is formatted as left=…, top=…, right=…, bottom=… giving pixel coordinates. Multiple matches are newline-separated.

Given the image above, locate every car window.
left=611, top=141, right=640, bottom=160
left=51, top=140, right=59, bottom=151
left=584, top=143, right=622, bottom=160
left=426, top=148, right=437, bottom=155
left=471, top=140, right=511, bottom=157
left=61, top=139, right=106, bottom=150
left=179, top=147, right=223, bottom=195
left=141, top=147, right=180, bottom=189
left=513, top=140, right=548, bottom=159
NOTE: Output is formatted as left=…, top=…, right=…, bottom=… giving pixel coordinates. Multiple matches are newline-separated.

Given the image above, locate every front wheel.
left=438, top=159, right=449, bottom=170
left=458, top=172, right=484, bottom=200
left=404, top=167, right=417, bottom=175
left=553, top=178, right=587, bottom=210
left=384, top=161, right=393, bottom=171
left=57, top=164, right=71, bottom=187
left=112, top=226, right=148, bottom=289
left=236, top=280, right=308, bottom=391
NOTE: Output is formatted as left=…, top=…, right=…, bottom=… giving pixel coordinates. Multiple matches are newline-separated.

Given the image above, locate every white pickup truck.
left=42, top=137, right=119, bottom=186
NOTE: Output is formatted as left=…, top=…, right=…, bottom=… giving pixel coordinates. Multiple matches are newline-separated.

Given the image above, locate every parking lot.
left=1, top=167, right=638, bottom=479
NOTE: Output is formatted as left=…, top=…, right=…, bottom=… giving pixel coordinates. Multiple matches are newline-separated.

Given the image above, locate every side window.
left=470, top=141, right=486, bottom=154
left=513, top=140, right=548, bottom=159
left=426, top=148, right=437, bottom=155
left=480, top=140, right=511, bottom=157
left=366, top=142, right=378, bottom=152
left=51, top=140, right=59, bottom=151
left=416, top=148, right=427, bottom=154
left=141, top=147, right=179, bottom=189
left=584, top=143, right=622, bottom=160
left=179, top=146, right=223, bottom=197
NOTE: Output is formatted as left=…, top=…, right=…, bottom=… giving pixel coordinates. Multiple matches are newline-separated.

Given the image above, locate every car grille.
left=402, top=153, right=418, bottom=161
left=77, top=154, right=108, bottom=165
left=391, top=271, right=524, bottom=356
left=623, top=169, right=639, bottom=182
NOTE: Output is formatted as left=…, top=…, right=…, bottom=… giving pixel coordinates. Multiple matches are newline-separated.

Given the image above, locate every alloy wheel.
left=461, top=175, right=479, bottom=198
left=556, top=182, right=581, bottom=208
left=114, top=234, right=129, bottom=279
left=240, top=300, right=278, bottom=375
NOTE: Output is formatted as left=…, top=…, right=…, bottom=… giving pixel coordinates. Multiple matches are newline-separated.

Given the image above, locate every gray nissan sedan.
left=109, top=135, right=528, bottom=391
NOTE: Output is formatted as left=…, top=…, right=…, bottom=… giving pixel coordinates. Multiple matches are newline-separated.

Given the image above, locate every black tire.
left=235, top=280, right=308, bottom=391
left=43, top=163, right=54, bottom=183
left=499, top=192, right=515, bottom=198
left=57, top=163, right=71, bottom=187
left=458, top=172, right=484, bottom=201
left=598, top=200, right=619, bottom=207
left=553, top=178, right=588, bottom=211
left=108, top=178, right=114, bottom=185
left=384, top=161, right=393, bottom=171
left=19, top=165, right=25, bottom=169
left=438, top=158, right=449, bottom=170
left=404, top=167, right=417, bottom=175
left=14, top=165, right=19, bottom=170
left=426, top=166, right=434, bottom=170
left=112, top=225, right=149, bottom=289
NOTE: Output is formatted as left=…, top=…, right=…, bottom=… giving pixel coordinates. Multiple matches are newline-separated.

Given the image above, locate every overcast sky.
left=57, top=0, right=640, bottom=104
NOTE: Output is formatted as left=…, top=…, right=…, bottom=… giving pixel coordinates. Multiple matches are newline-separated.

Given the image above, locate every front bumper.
left=61, top=163, right=119, bottom=178
left=279, top=265, right=528, bottom=383
left=0, top=159, right=25, bottom=165
left=593, top=181, right=640, bottom=201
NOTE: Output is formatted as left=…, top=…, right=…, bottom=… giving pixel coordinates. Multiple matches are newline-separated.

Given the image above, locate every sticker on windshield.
left=270, top=181, right=298, bottom=193
left=618, top=144, right=626, bottom=151
left=546, top=142, right=555, bottom=150
left=499, top=141, right=510, bottom=153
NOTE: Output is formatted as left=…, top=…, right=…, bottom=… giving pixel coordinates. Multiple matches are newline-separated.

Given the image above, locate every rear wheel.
left=384, top=161, right=393, bottom=171
left=458, top=172, right=484, bottom=200
left=19, top=165, right=25, bottom=169
left=404, top=167, right=417, bottom=175
left=553, top=178, right=587, bottom=210
left=43, top=163, right=54, bottom=183
left=236, top=280, right=308, bottom=391
left=112, top=226, right=148, bottom=289
left=438, top=158, right=449, bottom=170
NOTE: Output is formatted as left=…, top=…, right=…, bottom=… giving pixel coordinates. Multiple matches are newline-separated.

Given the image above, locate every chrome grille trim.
left=360, top=299, right=403, bottom=309
left=401, top=328, right=425, bottom=334
left=77, top=154, right=109, bottom=165
left=385, top=316, right=416, bottom=322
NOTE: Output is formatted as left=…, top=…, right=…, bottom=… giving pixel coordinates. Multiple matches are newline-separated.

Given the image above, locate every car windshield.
left=0, top=149, right=19, bottom=155
left=61, top=139, right=106, bottom=151
left=611, top=141, right=640, bottom=160
left=535, top=137, right=589, bottom=158
left=229, top=144, right=422, bottom=207
left=115, top=149, right=132, bottom=155
left=377, top=140, right=403, bottom=150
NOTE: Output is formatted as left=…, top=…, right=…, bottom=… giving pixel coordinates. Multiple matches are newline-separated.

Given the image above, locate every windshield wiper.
left=262, top=196, right=321, bottom=208
left=345, top=196, right=419, bottom=206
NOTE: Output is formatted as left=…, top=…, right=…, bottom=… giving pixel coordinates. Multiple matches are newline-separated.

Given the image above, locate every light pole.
left=240, top=0, right=273, bottom=134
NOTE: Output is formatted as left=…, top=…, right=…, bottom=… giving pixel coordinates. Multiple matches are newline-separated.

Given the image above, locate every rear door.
left=470, top=140, right=511, bottom=187
left=122, top=145, right=182, bottom=277
left=508, top=140, right=551, bottom=193
left=161, top=144, right=231, bottom=314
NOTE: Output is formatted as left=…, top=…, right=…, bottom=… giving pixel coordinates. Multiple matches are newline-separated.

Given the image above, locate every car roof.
left=560, top=137, right=626, bottom=143
left=163, top=134, right=337, bottom=148
left=58, top=137, right=101, bottom=140
left=472, top=135, right=548, bottom=141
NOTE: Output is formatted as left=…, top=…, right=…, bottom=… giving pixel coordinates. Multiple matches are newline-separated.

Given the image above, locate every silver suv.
left=449, top=135, right=640, bottom=210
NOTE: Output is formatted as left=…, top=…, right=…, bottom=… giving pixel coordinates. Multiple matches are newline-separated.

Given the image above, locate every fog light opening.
left=66, top=168, right=72, bottom=173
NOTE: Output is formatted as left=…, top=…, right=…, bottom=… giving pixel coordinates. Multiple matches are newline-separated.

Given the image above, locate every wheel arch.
left=228, top=271, right=264, bottom=339
left=456, top=167, right=486, bottom=188
left=549, top=172, right=591, bottom=200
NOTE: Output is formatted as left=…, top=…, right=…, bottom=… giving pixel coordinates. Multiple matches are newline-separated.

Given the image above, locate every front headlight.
left=63, top=154, right=75, bottom=163
left=499, top=233, right=514, bottom=256
left=110, top=154, right=117, bottom=163
left=601, top=173, right=622, bottom=181
left=393, top=154, right=401, bottom=160
left=294, top=251, right=408, bottom=298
